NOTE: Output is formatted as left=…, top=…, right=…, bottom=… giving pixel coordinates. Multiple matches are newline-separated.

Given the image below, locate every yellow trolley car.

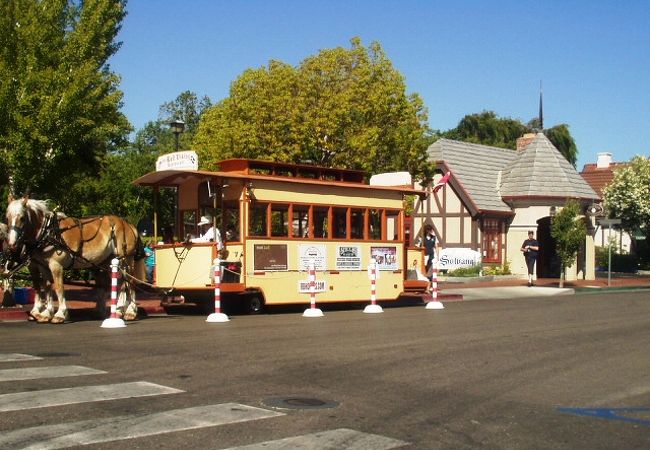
left=134, top=158, right=429, bottom=313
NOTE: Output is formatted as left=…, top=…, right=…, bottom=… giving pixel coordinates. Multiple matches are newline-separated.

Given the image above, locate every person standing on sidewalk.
left=520, top=230, right=539, bottom=286
left=423, top=224, right=437, bottom=292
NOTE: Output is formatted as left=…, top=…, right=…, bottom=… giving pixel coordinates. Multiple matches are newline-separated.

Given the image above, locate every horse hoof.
left=50, top=316, right=66, bottom=324
left=28, top=314, right=37, bottom=321
left=37, top=316, right=51, bottom=323
left=124, top=312, right=137, bottom=321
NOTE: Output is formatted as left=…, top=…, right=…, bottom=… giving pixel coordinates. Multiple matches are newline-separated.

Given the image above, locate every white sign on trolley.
left=156, top=151, right=199, bottom=171
left=298, top=244, right=327, bottom=270
left=298, top=279, right=327, bottom=293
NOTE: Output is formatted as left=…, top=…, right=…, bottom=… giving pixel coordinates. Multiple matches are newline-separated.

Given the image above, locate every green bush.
left=447, top=265, right=481, bottom=277
left=596, top=247, right=638, bottom=272
left=482, top=260, right=512, bottom=276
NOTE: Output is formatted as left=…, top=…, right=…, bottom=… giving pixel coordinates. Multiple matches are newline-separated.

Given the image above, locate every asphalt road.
left=1, top=290, right=650, bottom=449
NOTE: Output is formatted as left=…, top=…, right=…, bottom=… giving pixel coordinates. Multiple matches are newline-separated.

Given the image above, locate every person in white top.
left=191, top=216, right=223, bottom=250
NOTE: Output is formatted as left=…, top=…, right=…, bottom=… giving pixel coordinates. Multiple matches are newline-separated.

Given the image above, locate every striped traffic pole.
left=207, top=258, right=229, bottom=323
left=101, top=258, right=127, bottom=328
left=303, top=259, right=323, bottom=317
left=426, top=261, right=444, bottom=310
left=363, top=257, right=383, bottom=313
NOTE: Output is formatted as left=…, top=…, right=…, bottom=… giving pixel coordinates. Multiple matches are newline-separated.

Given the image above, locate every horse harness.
left=17, top=213, right=130, bottom=273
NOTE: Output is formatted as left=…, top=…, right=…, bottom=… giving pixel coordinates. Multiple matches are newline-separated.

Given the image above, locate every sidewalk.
left=440, top=272, right=650, bottom=301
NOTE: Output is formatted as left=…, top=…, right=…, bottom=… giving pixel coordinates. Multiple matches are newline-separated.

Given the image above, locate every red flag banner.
left=432, top=171, right=451, bottom=193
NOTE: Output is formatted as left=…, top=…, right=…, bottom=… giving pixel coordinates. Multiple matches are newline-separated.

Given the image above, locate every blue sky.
left=110, top=0, right=649, bottom=170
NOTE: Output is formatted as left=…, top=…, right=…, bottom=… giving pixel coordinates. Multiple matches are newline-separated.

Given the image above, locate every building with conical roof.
left=414, top=133, right=600, bottom=281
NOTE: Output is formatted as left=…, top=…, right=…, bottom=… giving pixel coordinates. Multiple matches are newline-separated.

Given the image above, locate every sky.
left=110, top=0, right=650, bottom=171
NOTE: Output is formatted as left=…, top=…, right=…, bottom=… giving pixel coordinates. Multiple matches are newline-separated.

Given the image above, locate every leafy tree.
left=194, top=38, right=431, bottom=178
left=78, top=91, right=211, bottom=229
left=551, top=200, right=587, bottom=287
left=159, top=90, right=212, bottom=144
left=443, top=111, right=527, bottom=149
left=0, top=0, right=131, bottom=208
left=603, top=156, right=650, bottom=251
left=443, top=111, right=578, bottom=166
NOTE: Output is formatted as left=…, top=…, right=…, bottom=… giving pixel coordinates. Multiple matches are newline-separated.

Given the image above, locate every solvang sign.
left=437, top=248, right=481, bottom=271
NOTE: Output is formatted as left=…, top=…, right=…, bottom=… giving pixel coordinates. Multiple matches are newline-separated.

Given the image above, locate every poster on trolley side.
left=336, top=245, right=362, bottom=270
left=370, top=246, right=398, bottom=271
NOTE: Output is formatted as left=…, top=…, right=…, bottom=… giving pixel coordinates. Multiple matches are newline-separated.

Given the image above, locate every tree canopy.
left=0, top=0, right=130, bottom=208
left=194, top=38, right=431, bottom=179
left=603, top=156, right=650, bottom=241
left=441, top=111, right=578, bottom=166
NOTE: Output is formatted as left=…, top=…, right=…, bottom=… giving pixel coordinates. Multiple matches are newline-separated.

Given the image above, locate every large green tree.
left=194, top=38, right=431, bottom=178
left=442, top=111, right=578, bottom=166
left=551, top=200, right=587, bottom=288
left=603, top=156, right=650, bottom=247
left=0, top=0, right=130, bottom=208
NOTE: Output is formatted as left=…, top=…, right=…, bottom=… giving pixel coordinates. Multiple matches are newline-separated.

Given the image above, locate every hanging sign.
left=156, top=151, right=199, bottom=171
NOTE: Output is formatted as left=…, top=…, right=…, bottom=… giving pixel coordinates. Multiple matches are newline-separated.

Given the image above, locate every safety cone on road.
left=207, top=258, right=230, bottom=323
left=101, top=258, right=127, bottom=328
left=303, top=260, right=324, bottom=317
left=425, top=264, right=444, bottom=310
left=363, top=257, right=383, bottom=314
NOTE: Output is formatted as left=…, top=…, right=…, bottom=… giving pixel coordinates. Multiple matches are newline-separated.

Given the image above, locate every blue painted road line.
left=557, top=407, right=650, bottom=425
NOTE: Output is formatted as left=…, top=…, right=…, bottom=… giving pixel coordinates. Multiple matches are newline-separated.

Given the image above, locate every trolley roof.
left=133, top=158, right=426, bottom=197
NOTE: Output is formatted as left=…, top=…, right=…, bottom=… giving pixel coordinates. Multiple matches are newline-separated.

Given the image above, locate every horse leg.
left=29, top=262, right=54, bottom=323
left=49, top=264, right=68, bottom=324
left=123, top=278, right=139, bottom=321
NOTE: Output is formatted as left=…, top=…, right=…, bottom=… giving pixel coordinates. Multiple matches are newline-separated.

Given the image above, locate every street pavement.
left=2, top=289, right=650, bottom=449
left=2, top=273, right=649, bottom=321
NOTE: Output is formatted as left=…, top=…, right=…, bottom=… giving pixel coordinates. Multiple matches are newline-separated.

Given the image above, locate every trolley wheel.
left=246, top=294, right=264, bottom=314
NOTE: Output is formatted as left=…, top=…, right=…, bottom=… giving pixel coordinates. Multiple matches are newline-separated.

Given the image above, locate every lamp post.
left=169, top=119, right=185, bottom=151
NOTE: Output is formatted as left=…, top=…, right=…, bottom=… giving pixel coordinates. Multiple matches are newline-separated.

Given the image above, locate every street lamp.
left=169, top=119, right=185, bottom=151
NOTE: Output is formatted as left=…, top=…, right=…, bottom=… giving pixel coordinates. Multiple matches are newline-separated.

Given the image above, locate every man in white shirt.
left=191, top=216, right=223, bottom=250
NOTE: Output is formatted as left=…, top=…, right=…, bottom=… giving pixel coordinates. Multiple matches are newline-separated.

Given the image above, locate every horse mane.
left=7, top=198, right=51, bottom=217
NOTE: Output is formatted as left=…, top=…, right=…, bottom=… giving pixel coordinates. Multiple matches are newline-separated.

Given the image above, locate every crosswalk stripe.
left=0, top=381, right=183, bottom=412
left=223, top=428, right=409, bottom=449
left=0, top=403, right=284, bottom=449
left=0, top=354, right=43, bottom=363
left=0, top=365, right=106, bottom=382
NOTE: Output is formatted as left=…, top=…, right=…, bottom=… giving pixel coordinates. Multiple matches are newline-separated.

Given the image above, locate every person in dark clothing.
left=521, top=230, right=539, bottom=286
left=423, top=224, right=437, bottom=291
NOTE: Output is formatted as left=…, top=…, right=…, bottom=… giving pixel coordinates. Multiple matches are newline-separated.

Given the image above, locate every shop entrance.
left=536, top=217, right=561, bottom=278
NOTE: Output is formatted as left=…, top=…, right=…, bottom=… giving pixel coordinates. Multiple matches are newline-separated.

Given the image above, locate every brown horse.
left=6, top=196, right=145, bottom=323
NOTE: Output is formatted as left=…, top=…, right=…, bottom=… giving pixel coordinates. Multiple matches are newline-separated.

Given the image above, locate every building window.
left=482, top=219, right=501, bottom=263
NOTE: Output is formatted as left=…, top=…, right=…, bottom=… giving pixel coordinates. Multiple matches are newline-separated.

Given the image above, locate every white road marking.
left=0, top=354, right=43, bottom=363
left=0, top=403, right=284, bottom=450
left=0, top=365, right=106, bottom=382
left=223, top=428, right=409, bottom=449
left=0, top=381, right=183, bottom=412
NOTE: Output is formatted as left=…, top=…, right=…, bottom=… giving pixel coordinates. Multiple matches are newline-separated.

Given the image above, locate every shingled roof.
left=426, top=139, right=516, bottom=213
left=500, top=133, right=599, bottom=201
left=426, top=133, right=599, bottom=215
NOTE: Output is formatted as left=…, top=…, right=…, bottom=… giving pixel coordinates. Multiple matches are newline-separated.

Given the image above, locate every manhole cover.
left=262, top=396, right=339, bottom=410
